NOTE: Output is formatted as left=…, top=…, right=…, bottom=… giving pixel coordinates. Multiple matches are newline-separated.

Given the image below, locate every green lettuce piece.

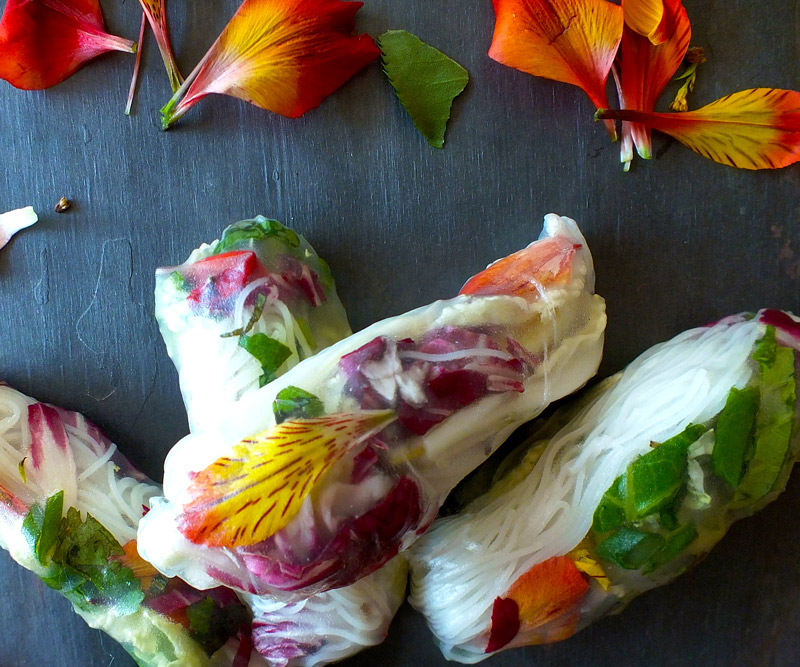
left=238, top=333, right=292, bottom=387
left=625, top=425, right=705, bottom=520
left=711, top=386, right=759, bottom=487
left=735, top=329, right=796, bottom=503
left=378, top=30, right=469, bottom=148
left=273, top=386, right=325, bottom=423
left=214, top=216, right=300, bottom=254
left=643, top=523, right=698, bottom=574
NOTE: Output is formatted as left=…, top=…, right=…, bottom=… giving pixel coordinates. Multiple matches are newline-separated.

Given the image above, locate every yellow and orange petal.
left=161, top=0, right=380, bottom=128
left=487, top=555, right=589, bottom=653
left=489, top=0, right=623, bottom=136
left=614, top=0, right=690, bottom=163
left=597, top=88, right=800, bottom=170
left=179, top=411, right=395, bottom=548
left=116, top=539, right=161, bottom=591
left=621, top=0, right=667, bottom=45
left=459, top=235, right=580, bottom=299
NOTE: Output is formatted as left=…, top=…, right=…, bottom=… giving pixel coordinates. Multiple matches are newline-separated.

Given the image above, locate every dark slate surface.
left=0, top=0, right=799, bottom=665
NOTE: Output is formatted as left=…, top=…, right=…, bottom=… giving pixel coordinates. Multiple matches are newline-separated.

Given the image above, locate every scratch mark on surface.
left=33, top=247, right=49, bottom=305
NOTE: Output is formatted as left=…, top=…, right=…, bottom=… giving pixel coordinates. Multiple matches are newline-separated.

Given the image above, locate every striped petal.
left=25, top=403, right=78, bottom=509
left=179, top=411, right=395, bottom=548
left=0, top=0, right=135, bottom=90
left=613, top=0, right=690, bottom=167
left=138, top=0, right=182, bottom=92
left=622, top=0, right=667, bottom=44
left=161, top=0, right=380, bottom=129
left=597, top=88, right=800, bottom=170
left=489, top=0, right=623, bottom=138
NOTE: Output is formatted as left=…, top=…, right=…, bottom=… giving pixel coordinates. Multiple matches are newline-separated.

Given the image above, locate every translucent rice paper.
left=0, top=383, right=267, bottom=667
left=138, top=213, right=607, bottom=598
left=155, top=216, right=351, bottom=433
left=409, top=310, right=800, bottom=663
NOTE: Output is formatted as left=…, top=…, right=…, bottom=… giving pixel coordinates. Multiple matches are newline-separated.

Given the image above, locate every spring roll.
left=0, top=382, right=265, bottom=667
left=155, top=216, right=351, bottom=433
left=138, top=213, right=607, bottom=598
left=409, top=310, right=800, bottom=662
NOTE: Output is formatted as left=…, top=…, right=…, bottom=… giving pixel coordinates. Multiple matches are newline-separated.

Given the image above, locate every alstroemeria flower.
left=160, top=0, right=381, bottom=129
left=0, top=206, right=37, bottom=252
left=621, top=0, right=667, bottom=45
left=0, top=0, right=135, bottom=90
left=597, top=88, right=800, bottom=169
left=613, top=0, right=690, bottom=168
left=138, top=0, right=182, bottom=92
left=489, top=0, right=624, bottom=139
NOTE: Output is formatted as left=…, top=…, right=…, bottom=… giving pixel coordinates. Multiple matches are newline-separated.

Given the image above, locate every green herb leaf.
left=187, top=595, right=250, bottom=656
left=625, top=425, right=705, bottom=520
left=215, top=217, right=300, bottom=254
left=378, top=30, right=469, bottom=149
left=735, top=332, right=796, bottom=504
left=273, top=386, right=325, bottom=423
left=239, top=333, right=292, bottom=387
left=42, top=507, right=144, bottom=616
left=643, top=523, right=698, bottom=574
left=592, top=475, right=626, bottom=534
left=711, top=386, right=759, bottom=487
left=22, top=491, right=64, bottom=564
left=596, top=526, right=665, bottom=570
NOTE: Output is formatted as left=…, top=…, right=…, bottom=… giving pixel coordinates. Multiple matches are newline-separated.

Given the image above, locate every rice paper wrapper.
left=408, top=309, right=800, bottom=663
left=155, top=216, right=351, bottom=433
left=0, top=383, right=266, bottom=667
left=138, top=213, right=607, bottom=598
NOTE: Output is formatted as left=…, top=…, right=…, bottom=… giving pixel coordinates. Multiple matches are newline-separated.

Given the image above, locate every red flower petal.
left=0, top=0, right=135, bottom=90
left=488, top=0, right=624, bottom=138
left=161, top=0, right=380, bottom=129
left=139, top=0, right=182, bottom=91
left=613, top=0, right=690, bottom=166
left=597, top=88, right=800, bottom=169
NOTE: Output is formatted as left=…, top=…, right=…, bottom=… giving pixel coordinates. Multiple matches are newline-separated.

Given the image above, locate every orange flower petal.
left=487, top=555, right=589, bottom=653
left=179, top=411, right=395, bottom=548
left=488, top=0, right=623, bottom=138
left=0, top=0, right=135, bottom=90
left=621, top=0, right=666, bottom=44
left=597, top=88, right=800, bottom=169
left=161, top=0, right=380, bottom=128
left=459, top=235, right=580, bottom=298
left=613, top=0, right=690, bottom=165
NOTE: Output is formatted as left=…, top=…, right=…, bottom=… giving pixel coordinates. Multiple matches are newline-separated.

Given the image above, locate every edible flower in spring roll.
left=409, top=310, right=800, bottom=663
left=138, top=213, right=607, bottom=597
left=155, top=216, right=351, bottom=433
left=0, top=383, right=263, bottom=667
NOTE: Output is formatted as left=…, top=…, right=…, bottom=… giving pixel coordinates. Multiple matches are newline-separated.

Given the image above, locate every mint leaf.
left=239, top=333, right=292, bottom=387
left=643, top=523, right=698, bottom=574
left=592, top=475, right=626, bottom=534
left=214, top=217, right=300, bottom=254
left=22, top=491, right=64, bottom=564
left=273, top=386, right=325, bottom=423
left=711, top=386, right=759, bottom=486
left=378, top=30, right=469, bottom=149
left=42, top=507, right=144, bottom=616
left=625, top=425, right=705, bottom=520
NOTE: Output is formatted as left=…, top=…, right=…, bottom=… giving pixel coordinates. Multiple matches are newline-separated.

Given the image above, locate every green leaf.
left=272, top=386, right=325, bottom=424
left=214, top=217, right=300, bottom=254
left=187, top=595, right=250, bottom=656
left=643, top=523, right=698, bottom=574
left=239, top=333, right=292, bottom=387
left=596, top=526, right=665, bottom=570
left=42, top=507, right=144, bottom=616
left=711, top=386, right=759, bottom=487
left=378, top=30, right=469, bottom=149
left=625, top=425, right=706, bottom=520
left=22, top=491, right=64, bottom=564
left=734, top=334, right=796, bottom=504
left=592, top=475, right=626, bottom=534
